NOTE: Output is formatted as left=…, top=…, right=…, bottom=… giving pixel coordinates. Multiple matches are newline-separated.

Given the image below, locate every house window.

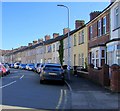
left=81, top=30, right=84, bottom=43
left=53, top=44, right=55, bottom=52
left=103, top=16, right=106, bottom=35
left=82, top=53, right=84, bottom=66
left=74, top=54, right=76, bottom=66
left=47, top=45, right=52, bottom=53
left=78, top=30, right=84, bottom=44
left=115, top=6, right=119, bottom=28
left=98, top=20, right=101, bottom=37
left=96, top=50, right=99, bottom=67
left=78, top=32, right=81, bottom=44
left=74, top=34, right=77, bottom=46
left=89, top=26, right=93, bottom=39
left=96, top=50, right=99, bottom=58
left=102, top=50, right=105, bottom=58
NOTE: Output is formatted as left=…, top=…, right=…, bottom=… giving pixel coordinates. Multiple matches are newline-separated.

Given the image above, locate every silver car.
left=40, top=63, right=64, bottom=84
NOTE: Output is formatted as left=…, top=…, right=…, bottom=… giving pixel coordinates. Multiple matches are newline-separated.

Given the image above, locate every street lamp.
left=57, top=4, right=70, bottom=80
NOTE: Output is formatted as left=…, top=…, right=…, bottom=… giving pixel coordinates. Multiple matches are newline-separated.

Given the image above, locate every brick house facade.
left=87, top=5, right=111, bottom=68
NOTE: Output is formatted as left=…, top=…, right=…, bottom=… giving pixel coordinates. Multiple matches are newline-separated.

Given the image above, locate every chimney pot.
left=44, top=35, right=51, bottom=41
left=90, top=11, right=101, bottom=20
left=63, top=28, right=70, bottom=35
left=75, top=20, right=85, bottom=29
left=53, top=33, right=59, bottom=38
left=28, top=43, right=32, bottom=46
left=33, top=40, right=38, bottom=45
left=38, top=38, right=43, bottom=43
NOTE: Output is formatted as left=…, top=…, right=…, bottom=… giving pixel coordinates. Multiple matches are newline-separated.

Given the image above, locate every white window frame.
left=82, top=30, right=84, bottom=43
left=103, top=16, right=106, bottom=35
left=74, top=34, right=77, bottom=46
left=90, top=26, right=93, bottom=39
left=115, top=6, right=119, bottom=29
left=98, top=19, right=101, bottom=37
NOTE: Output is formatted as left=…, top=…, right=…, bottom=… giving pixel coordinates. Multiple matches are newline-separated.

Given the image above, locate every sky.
left=1, top=1, right=110, bottom=50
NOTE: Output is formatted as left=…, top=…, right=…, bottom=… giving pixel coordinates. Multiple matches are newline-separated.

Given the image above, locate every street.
left=0, top=68, right=119, bottom=111
left=1, top=69, right=71, bottom=110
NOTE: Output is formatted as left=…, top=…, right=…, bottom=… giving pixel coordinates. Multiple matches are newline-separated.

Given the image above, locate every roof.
left=86, top=2, right=113, bottom=25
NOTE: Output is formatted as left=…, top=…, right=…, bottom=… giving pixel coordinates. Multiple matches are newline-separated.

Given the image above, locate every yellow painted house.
left=71, top=25, right=88, bottom=68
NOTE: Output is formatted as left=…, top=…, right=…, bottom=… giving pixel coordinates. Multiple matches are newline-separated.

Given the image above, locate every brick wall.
left=88, top=64, right=110, bottom=86
left=110, top=64, right=120, bottom=92
left=88, top=12, right=110, bottom=49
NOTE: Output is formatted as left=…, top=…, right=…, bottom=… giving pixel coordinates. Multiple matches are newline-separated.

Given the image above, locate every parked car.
left=0, top=68, right=2, bottom=77
left=26, top=64, right=35, bottom=71
left=36, top=63, right=44, bottom=74
left=40, top=63, right=64, bottom=84
left=14, top=62, right=20, bottom=69
left=19, top=64, right=26, bottom=70
left=0, top=64, right=7, bottom=76
left=10, top=63, right=14, bottom=68
left=3, top=64, right=10, bottom=74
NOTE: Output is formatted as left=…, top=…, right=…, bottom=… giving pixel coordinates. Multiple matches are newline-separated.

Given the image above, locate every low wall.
left=110, top=64, right=120, bottom=92
left=88, top=64, right=110, bottom=86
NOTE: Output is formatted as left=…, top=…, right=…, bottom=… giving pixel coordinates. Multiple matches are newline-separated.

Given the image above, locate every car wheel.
left=61, top=80, right=65, bottom=85
left=40, top=80, right=44, bottom=84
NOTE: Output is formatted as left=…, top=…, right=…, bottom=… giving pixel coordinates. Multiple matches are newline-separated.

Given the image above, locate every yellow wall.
left=71, top=26, right=88, bottom=68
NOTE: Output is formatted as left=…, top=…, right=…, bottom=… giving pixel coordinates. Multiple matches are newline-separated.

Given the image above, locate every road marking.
left=65, top=80, right=72, bottom=92
left=63, top=90, right=67, bottom=109
left=56, top=89, right=64, bottom=109
left=20, top=75, right=24, bottom=79
left=0, top=81, right=16, bottom=89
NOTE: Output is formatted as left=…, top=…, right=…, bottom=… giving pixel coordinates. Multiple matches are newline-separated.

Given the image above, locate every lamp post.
left=57, top=4, right=70, bottom=80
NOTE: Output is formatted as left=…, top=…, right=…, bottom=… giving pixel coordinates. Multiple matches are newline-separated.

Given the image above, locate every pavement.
left=65, top=72, right=120, bottom=110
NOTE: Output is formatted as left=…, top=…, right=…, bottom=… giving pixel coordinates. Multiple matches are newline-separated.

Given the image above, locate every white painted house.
left=107, top=0, right=120, bottom=66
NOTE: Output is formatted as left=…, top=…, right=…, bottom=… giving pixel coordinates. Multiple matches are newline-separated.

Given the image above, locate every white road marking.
left=20, top=75, right=24, bottom=79
left=63, top=89, right=67, bottom=109
left=56, top=89, right=64, bottom=109
left=0, top=81, right=16, bottom=89
left=65, top=80, right=72, bottom=92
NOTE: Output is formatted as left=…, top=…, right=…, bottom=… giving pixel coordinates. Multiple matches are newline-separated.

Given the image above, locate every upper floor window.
left=89, top=26, right=93, bottom=40
left=53, top=44, right=55, bottom=52
left=81, top=30, right=84, bottom=43
left=79, top=30, right=84, bottom=44
left=78, top=32, right=81, bottom=44
left=115, top=6, right=119, bottom=29
left=74, top=34, right=77, bottom=46
left=98, top=20, right=101, bottom=37
left=103, top=16, right=106, bottom=35
left=56, top=42, right=59, bottom=51
left=47, top=45, right=52, bottom=53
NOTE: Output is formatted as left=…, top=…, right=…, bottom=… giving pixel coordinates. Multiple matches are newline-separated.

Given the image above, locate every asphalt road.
left=1, top=68, right=71, bottom=110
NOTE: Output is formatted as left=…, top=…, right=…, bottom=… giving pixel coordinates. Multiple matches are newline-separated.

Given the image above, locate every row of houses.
left=2, top=0, right=120, bottom=68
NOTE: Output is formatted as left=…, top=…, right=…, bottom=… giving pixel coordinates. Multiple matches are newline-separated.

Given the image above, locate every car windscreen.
left=21, top=64, right=26, bottom=66
left=44, top=65, right=62, bottom=71
left=29, top=64, right=34, bottom=66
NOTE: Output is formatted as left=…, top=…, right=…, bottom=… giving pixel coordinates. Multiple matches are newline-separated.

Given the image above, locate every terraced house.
left=72, top=20, right=88, bottom=68
left=107, top=0, right=120, bottom=66
left=3, top=1, right=120, bottom=68
left=87, top=5, right=111, bottom=68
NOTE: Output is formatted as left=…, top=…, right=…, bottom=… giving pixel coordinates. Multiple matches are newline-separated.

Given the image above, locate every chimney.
left=44, top=35, right=51, bottom=41
left=28, top=43, right=32, bottom=46
left=63, top=28, right=70, bottom=35
left=33, top=40, right=38, bottom=45
left=75, top=20, right=85, bottom=29
left=53, top=33, right=59, bottom=38
left=90, top=11, right=101, bottom=20
left=110, top=0, right=116, bottom=3
left=38, top=38, right=43, bottom=43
